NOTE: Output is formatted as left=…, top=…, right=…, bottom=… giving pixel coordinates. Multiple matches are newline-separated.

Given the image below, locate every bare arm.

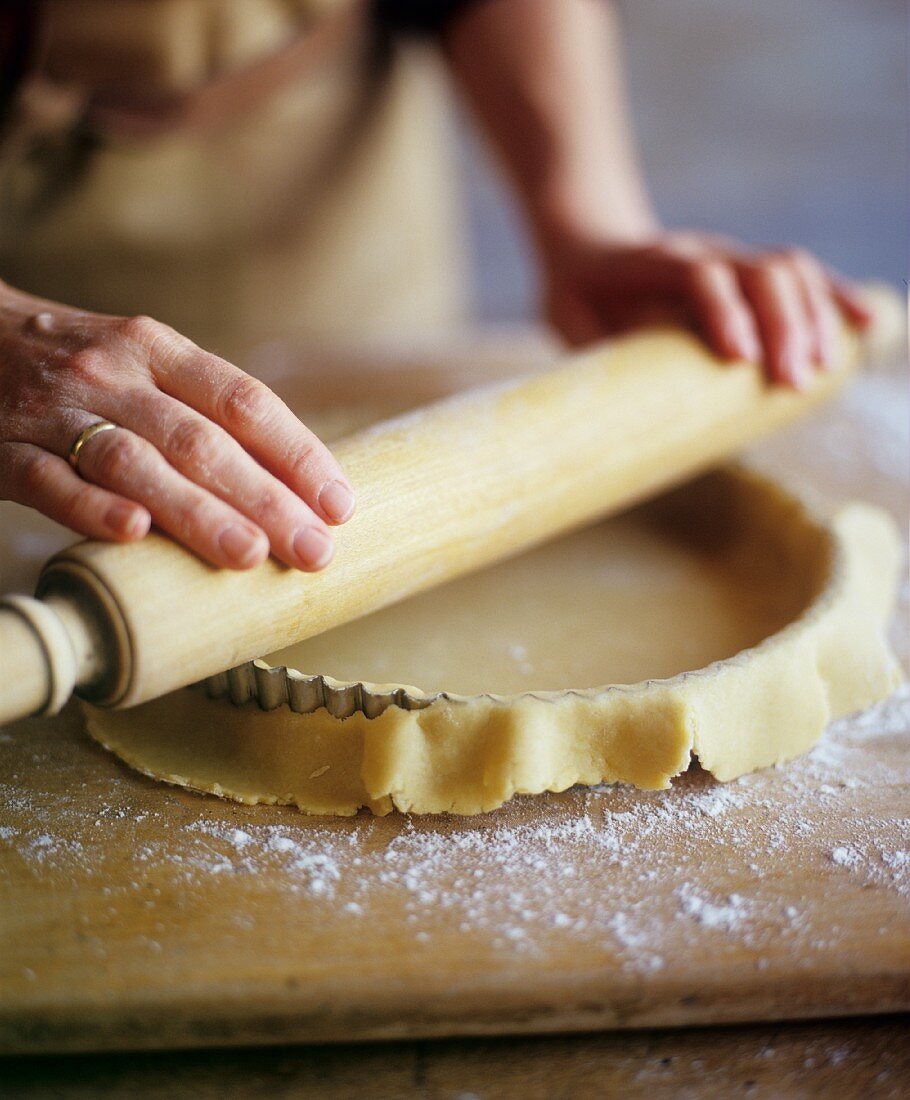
left=445, top=0, right=871, bottom=387
left=445, top=0, right=655, bottom=248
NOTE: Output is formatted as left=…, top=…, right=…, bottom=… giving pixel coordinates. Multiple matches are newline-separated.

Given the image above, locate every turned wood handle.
left=0, top=326, right=862, bottom=724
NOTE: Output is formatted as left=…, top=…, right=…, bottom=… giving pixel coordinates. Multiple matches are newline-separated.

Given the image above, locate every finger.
left=72, top=425, right=280, bottom=571
left=152, top=352, right=355, bottom=526
left=548, top=290, right=607, bottom=347
left=827, top=273, right=874, bottom=328
left=737, top=259, right=814, bottom=388
left=685, top=259, right=761, bottom=362
left=0, top=441, right=150, bottom=541
left=109, top=388, right=337, bottom=571
left=787, top=250, right=841, bottom=368
left=600, top=297, right=692, bottom=337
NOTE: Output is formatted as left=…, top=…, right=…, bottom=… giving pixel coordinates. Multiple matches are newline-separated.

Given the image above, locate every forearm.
left=444, top=0, right=658, bottom=253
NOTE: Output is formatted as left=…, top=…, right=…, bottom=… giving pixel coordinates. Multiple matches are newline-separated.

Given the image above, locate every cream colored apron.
left=0, top=0, right=468, bottom=361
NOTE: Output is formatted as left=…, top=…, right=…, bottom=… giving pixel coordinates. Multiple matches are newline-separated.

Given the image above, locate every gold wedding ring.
left=68, top=420, right=118, bottom=473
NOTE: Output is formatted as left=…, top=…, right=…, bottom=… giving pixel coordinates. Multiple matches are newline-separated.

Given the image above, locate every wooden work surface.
left=0, top=337, right=907, bottom=1059
left=4, top=1016, right=908, bottom=1098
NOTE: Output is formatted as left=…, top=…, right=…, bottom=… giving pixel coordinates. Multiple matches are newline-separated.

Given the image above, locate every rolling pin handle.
left=0, top=595, right=78, bottom=722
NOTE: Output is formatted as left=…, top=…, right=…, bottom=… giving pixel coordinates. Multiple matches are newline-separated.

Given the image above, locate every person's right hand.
left=0, top=281, right=355, bottom=570
left=540, top=231, right=873, bottom=388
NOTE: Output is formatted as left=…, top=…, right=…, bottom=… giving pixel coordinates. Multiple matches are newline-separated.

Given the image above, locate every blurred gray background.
left=460, top=0, right=907, bottom=322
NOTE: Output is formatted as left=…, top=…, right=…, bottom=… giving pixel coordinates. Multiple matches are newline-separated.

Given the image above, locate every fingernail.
left=219, top=523, right=266, bottom=567
left=792, top=361, right=814, bottom=391
left=819, top=334, right=837, bottom=369
left=105, top=503, right=149, bottom=539
left=317, top=479, right=356, bottom=524
left=778, top=343, right=806, bottom=389
left=293, top=525, right=334, bottom=570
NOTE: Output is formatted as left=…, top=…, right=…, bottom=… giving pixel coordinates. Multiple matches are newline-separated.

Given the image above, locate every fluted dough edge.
left=83, top=474, right=904, bottom=816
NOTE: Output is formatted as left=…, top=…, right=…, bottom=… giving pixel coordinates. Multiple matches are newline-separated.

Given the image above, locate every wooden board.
left=0, top=337, right=907, bottom=1055
left=5, top=1015, right=910, bottom=1099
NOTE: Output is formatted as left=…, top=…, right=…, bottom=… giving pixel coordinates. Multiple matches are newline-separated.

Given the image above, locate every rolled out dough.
left=84, top=467, right=903, bottom=816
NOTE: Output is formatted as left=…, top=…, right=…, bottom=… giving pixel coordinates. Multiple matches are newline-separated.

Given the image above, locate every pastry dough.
left=84, top=467, right=903, bottom=815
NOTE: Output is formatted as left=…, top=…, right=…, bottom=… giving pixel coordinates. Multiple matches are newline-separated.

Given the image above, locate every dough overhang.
left=84, top=468, right=904, bottom=815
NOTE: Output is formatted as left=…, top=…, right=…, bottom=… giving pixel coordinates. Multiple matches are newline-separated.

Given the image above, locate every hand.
left=0, top=283, right=355, bottom=570
left=542, top=231, right=873, bottom=388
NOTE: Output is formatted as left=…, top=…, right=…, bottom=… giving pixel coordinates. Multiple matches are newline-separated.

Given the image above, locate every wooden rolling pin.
left=0, top=325, right=863, bottom=725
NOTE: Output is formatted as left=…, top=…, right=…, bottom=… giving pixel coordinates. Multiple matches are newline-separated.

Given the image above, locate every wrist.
left=0, top=278, right=32, bottom=312
left=0, top=280, right=23, bottom=326
left=528, top=169, right=660, bottom=263
left=525, top=171, right=660, bottom=277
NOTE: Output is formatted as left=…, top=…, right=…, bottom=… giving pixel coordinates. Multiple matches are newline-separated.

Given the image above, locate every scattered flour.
left=755, top=371, right=910, bottom=491
left=1, top=363, right=907, bottom=982
left=1, top=684, right=907, bottom=976
left=830, top=846, right=857, bottom=867
left=507, top=643, right=534, bottom=677
left=838, top=375, right=910, bottom=480
left=676, top=885, right=753, bottom=931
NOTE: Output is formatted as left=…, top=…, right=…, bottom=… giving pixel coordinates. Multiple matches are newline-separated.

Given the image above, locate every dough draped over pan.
left=84, top=468, right=903, bottom=815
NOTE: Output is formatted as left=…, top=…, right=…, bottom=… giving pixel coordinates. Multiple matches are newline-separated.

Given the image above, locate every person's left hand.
left=541, top=230, right=873, bottom=388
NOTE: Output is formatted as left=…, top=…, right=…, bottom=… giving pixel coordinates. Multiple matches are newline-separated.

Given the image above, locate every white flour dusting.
left=755, top=371, right=910, bottom=489
left=838, top=376, right=910, bottom=479
left=1, top=685, right=907, bottom=975
left=1, top=361, right=908, bottom=980
left=830, top=846, right=857, bottom=867
left=676, top=886, right=753, bottom=931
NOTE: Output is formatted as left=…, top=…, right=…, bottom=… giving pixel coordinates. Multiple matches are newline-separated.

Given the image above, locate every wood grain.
left=3, top=1017, right=908, bottom=1099
left=2, top=324, right=860, bottom=724
left=0, top=336, right=906, bottom=1057
left=0, top=693, right=908, bottom=1055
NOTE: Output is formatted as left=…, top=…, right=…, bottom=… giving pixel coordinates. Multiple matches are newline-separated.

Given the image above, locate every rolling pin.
left=0, top=325, right=863, bottom=725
